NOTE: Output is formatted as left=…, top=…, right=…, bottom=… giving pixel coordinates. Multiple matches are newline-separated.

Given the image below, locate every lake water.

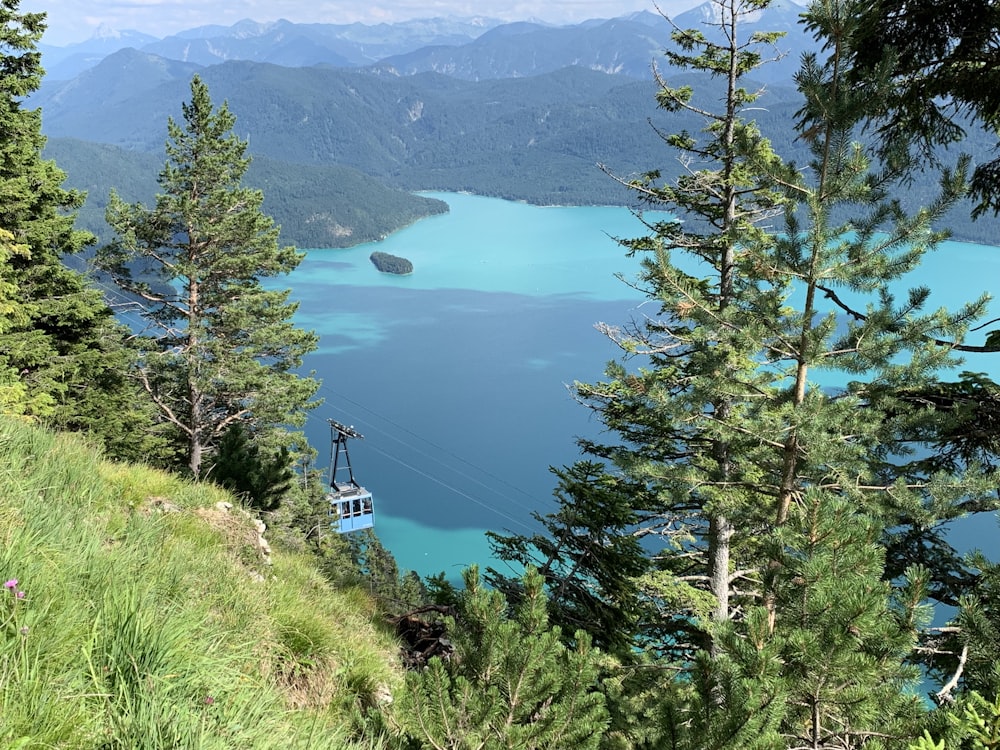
left=290, top=192, right=1000, bottom=579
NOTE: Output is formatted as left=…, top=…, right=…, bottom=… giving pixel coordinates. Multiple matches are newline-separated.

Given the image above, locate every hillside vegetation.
left=38, top=54, right=1000, bottom=243
left=0, top=417, right=401, bottom=748
left=35, top=56, right=657, bottom=206
left=44, top=137, right=449, bottom=249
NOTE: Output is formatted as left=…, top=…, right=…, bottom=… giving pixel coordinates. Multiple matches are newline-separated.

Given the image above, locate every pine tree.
left=0, top=0, right=151, bottom=460
left=528, top=0, right=997, bottom=745
left=208, top=423, right=293, bottom=512
left=845, top=3, right=1000, bottom=705
left=910, top=692, right=1000, bottom=750
left=398, top=565, right=609, bottom=750
left=567, top=0, right=793, bottom=663
left=490, top=0, right=791, bottom=668
left=766, top=498, right=929, bottom=746
left=845, top=0, right=1000, bottom=215
left=98, top=75, right=320, bottom=479
left=0, top=228, right=30, bottom=411
left=929, top=553, right=1000, bottom=703
left=486, top=461, right=650, bottom=658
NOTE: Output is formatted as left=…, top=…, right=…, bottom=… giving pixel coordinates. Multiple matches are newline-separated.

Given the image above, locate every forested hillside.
left=36, top=53, right=661, bottom=206
left=45, top=137, right=448, bottom=248
left=39, top=51, right=998, bottom=243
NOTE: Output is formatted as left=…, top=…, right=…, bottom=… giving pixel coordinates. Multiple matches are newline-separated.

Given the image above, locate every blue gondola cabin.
left=330, top=485, right=374, bottom=533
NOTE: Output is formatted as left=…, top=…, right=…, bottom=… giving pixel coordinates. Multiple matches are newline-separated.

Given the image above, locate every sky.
left=24, top=0, right=703, bottom=47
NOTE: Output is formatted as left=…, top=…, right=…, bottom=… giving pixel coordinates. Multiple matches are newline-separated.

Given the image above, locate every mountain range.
left=39, top=16, right=506, bottom=81
left=37, top=1, right=995, bottom=249
left=40, top=2, right=812, bottom=82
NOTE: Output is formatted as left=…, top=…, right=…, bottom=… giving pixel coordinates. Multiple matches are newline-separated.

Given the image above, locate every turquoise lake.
left=289, top=191, right=1000, bottom=579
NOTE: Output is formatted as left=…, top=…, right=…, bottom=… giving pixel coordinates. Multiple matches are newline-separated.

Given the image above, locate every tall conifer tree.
left=845, top=1, right=1000, bottom=706
left=489, top=0, right=789, bottom=664
left=99, top=75, right=319, bottom=478
left=0, top=0, right=148, bottom=459
left=493, top=0, right=998, bottom=745
left=486, top=462, right=650, bottom=657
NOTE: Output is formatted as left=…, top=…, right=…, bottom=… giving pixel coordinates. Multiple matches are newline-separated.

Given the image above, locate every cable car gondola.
left=326, top=419, right=374, bottom=533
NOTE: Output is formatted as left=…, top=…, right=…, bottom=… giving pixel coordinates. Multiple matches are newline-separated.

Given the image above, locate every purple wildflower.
left=3, top=579, right=17, bottom=590
left=15, top=591, right=24, bottom=599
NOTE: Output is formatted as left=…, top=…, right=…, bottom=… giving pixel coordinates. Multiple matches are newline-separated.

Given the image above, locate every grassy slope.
left=0, top=417, right=402, bottom=748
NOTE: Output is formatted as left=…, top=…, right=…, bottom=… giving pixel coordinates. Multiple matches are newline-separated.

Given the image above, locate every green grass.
left=0, top=417, right=403, bottom=749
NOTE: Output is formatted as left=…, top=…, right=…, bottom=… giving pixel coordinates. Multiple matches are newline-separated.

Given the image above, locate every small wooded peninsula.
left=370, top=250, right=414, bottom=275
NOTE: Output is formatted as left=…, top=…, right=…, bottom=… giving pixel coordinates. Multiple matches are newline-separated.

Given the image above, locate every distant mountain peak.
left=229, top=18, right=283, bottom=38
left=77, top=24, right=157, bottom=47
left=685, top=0, right=805, bottom=24
left=91, top=23, right=122, bottom=41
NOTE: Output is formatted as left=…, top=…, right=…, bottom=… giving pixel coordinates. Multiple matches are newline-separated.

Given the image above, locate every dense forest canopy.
left=44, top=136, right=450, bottom=249
left=370, top=251, right=414, bottom=275
left=32, top=41, right=1000, bottom=245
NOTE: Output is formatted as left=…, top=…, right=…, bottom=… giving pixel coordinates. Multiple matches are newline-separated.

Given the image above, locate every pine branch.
left=818, top=283, right=999, bottom=352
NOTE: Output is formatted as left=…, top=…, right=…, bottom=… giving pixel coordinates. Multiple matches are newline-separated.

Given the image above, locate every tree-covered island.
left=370, top=250, right=414, bottom=275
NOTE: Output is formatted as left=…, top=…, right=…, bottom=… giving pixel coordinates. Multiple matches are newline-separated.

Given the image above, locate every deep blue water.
left=289, top=192, right=1000, bottom=579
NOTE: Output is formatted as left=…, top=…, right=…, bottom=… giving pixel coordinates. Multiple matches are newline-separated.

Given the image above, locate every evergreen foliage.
left=492, top=0, right=1000, bottom=746
left=870, top=370, right=1000, bottom=607
left=486, top=461, right=649, bottom=658
left=938, top=553, right=1000, bottom=701
left=370, top=251, right=414, bottom=275
left=910, top=692, right=1000, bottom=750
left=208, top=423, right=294, bottom=513
left=348, top=531, right=427, bottom=616
left=97, top=75, right=320, bottom=480
left=0, top=228, right=30, bottom=411
left=397, top=565, right=609, bottom=750
left=846, top=0, right=1000, bottom=216
left=0, top=0, right=152, bottom=459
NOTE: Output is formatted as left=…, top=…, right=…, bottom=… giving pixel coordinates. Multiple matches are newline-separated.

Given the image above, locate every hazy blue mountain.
left=165, top=15, right=501, bottom=58
left=673, top=0, right=805, bottom=33
left=36, top=49, right=203, bottom=148
left=373, top=15, right=672, bottom=80
left=142, top=19, right=362, bottom=68
left=40, top=16, right=504, bottom=78
left=371, top=3, right=812, bottom=81
left=37, top=5, right=813, bottom=82
left=40, top=26, right=160, bottom=80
